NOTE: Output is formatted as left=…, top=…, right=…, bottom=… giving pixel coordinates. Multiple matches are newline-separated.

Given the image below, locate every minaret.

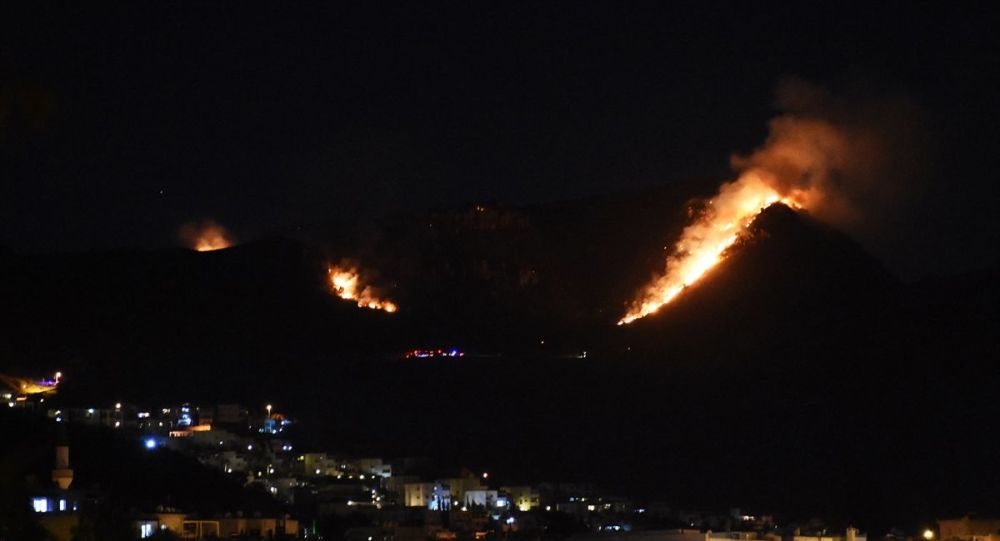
left=52, top=427, right=73, bottom=490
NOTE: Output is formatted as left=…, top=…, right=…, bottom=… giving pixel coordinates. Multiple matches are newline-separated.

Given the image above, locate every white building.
left=404, top=482, right=452, bottom=510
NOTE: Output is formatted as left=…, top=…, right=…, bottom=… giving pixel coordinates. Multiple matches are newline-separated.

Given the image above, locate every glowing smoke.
left=620, top=78, right=923, bottom=324
left=327, top=262, right=398, bottom=313
left=179, top=220, right=234, bottom=252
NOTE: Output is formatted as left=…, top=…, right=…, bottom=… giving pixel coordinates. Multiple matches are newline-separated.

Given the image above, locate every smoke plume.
left=621, top=78, right=927, bottom=323
left=178, top=220, right=234, bottom=252
left=732, top=76, right=928, bottom=237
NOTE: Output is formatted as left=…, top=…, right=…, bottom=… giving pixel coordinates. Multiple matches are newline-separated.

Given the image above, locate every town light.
left=924, top=530, right=934, bottom=540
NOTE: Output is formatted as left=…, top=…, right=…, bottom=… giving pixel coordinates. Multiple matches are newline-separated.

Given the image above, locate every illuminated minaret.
left=52, top=432, right=73, bottom=490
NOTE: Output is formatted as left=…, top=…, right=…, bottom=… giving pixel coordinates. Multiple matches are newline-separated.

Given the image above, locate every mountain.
left=1, top=189, right=998, bottom=531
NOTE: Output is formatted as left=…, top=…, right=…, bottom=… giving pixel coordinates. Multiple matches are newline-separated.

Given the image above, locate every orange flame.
left=180, top=221, right=233, bottom=252
left=619, top=171, right=806, bottom=325
left=327, top=264, right=398, bottom=313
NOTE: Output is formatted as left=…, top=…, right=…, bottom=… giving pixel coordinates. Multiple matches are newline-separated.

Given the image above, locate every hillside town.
left=2, top=391, right=985, bottom=541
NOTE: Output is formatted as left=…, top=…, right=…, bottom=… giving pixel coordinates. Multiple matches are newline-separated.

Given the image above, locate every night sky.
left=2, top=3, right=998, bottom=277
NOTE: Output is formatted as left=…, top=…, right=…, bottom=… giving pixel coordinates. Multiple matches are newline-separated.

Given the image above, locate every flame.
left=327, top=264, right=398, bottom=313
left=180, top=221, right=233, bottom=252
left=619, top=171, right=806, bottom=325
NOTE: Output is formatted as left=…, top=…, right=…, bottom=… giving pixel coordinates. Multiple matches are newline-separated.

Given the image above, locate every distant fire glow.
left=180, top=221, right=233, bottom=252
left=327, top=264, right=398, bottom=313
left=620, top=173, right=805, bottom=324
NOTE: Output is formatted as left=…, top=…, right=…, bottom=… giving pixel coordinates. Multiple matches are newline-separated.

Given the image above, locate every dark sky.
left=2, top=3, right=998, bottom=276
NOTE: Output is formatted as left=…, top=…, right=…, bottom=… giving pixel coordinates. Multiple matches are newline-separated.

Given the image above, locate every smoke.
left=327, top=260, right=398, bottom=313
left=732, top=76, right=929, bottom=245
left=620, top=78, right=928, bottom=323
left=178, top=220, right=234, bottom=251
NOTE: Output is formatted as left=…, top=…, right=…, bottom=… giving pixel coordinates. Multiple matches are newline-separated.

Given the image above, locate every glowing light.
left=924, top=531, right=934, bottom=540
left=0, top=372, right=59, bottom=395
left=144, top=438, right=157, bottom=449
left=620, top=171, right=805, bottom=324
left=180, top=220, right=233, bottom=252
left=327, top=264, right=398, bottom=313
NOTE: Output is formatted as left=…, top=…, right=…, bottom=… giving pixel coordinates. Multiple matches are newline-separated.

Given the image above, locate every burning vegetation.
left=619, top=78, right=908, bottom=325
left=179, top=221, right=234, bottom=252
left=327, top=263, right=398, bottom=313
left=619, top=177, right=803, bottom=324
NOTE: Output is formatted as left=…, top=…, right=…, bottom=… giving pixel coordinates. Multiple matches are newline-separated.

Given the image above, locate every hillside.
left=2, top=190, right=998, bottom=531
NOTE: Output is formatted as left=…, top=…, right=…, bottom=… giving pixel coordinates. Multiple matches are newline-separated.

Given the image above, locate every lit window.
left=139, top=523, right=156, bottom=538
left=32, top=497, right=49, bottom=513
left=59, top=499, right=67, bottom=511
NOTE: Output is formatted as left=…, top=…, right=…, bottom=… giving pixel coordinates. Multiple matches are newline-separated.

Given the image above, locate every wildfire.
left=180, top=221, right=233, bottom=252
left=327, top=264, right=398, bottom=313
left=619, top=171, right=805, bottom=325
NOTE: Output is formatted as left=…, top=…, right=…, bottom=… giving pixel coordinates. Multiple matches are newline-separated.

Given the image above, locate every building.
left=439, top=476, right=487, bottom=503
left=464, top=489, right=499, bottom=508
left=352, top=457, right=392, bottom=478
left=501, top=486, right=541, bottom=511
left=405, top=482, right=452, bottom=510
left=31, top=440, right=86, bottom=541
left=569, top=529, right=864, bottom=541
left=134, top=512, right=299, bottom=539
left=939, top=516, right=1000, bottom=541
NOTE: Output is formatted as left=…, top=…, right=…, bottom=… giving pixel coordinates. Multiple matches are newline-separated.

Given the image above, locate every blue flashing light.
left=144, top=438, right=157, bottom=450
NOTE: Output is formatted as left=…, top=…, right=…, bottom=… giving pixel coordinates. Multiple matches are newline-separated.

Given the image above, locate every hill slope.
left=2, top=191, right=998, bottom=530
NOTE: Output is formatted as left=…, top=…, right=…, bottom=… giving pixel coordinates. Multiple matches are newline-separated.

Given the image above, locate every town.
left=2, top=385, right=989, bottom=541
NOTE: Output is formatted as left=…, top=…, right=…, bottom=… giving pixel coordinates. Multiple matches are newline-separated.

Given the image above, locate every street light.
left=923, top=530, right=934, bottom=541
left=266, top=404, right=272, bottom=419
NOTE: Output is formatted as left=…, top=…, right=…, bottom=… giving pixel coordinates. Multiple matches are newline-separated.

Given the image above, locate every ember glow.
left=619, top=172, right=805, bottom=325
left=180, top=221, right=234, bottom=252
left=327, top=264, right=398, bottom=313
